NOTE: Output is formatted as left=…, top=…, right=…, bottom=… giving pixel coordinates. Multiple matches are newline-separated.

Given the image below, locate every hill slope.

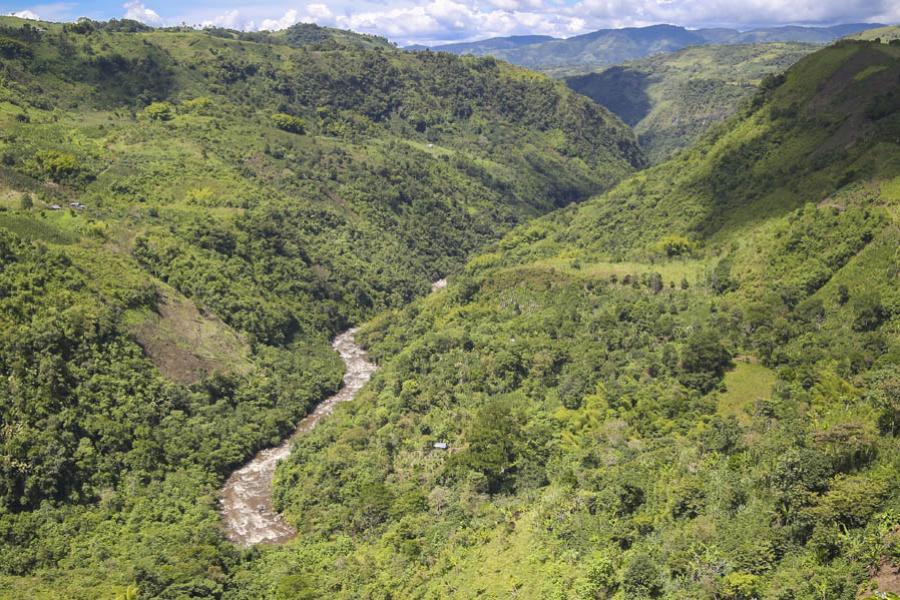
left=0, top=16, right=642, bottom=598
left=411, top=23, right=883, bottom=70
left=251, top=38, right=900, bottom=599
left=564, top=42, right=817, bottom=162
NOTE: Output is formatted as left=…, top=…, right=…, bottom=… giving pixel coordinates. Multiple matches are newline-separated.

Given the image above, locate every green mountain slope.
left=850, top=25, right=900, bottom=43
left=252, top=39, right=900, bottom=599
left=0, top=17, right=642, bottom=598
left=564, top=42, right=818, bottom=163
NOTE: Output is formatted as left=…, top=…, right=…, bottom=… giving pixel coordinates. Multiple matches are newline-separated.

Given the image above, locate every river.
left=220, top=277, right=447, bottom=546
left=219, top=328, right=378, bottom=546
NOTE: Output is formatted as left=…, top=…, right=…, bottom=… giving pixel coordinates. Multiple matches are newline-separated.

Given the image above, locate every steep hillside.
left=0, top=16, right=641, bottom=598
left=250, top=39, right=900, bottom=599
left=565, top=42, right=817, bottom=162
left=411, top=23, right=882, bottom=70
left=850, top=26, right=900, bottom=43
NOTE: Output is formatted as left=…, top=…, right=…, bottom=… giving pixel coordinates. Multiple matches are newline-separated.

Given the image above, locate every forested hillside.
left=0, top=16, right=642, bottom=598
left=244, top=39, right=900, bottom=599
left=564, top=42, right=817, bottom=162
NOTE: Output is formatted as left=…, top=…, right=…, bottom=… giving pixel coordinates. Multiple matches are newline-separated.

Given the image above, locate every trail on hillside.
left=220, top=329, right=377, bottom=546
left=220, top=278, right=447, bottom=546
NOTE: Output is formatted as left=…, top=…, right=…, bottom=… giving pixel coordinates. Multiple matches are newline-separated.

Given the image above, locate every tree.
left=448, top=396, right=524, bottom=493
left=852, top=292, right=887, bottom=331
left=679, top=330, right=732, bottom=393
left=19, top=193, right=33, bottom=210
left=622, top=553, right=663, bottom=598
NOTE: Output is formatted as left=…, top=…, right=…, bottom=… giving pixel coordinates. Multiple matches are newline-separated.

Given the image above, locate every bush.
left=655, top=234, right=696, bottom=257
left=272, top=113, right=306, bottom=134
left=144, top=101, right=174, bottom=121
left=720, top=572, right=760, bottom=600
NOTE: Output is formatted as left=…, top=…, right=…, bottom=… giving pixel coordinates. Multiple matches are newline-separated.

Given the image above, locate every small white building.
left=432, top=442, right=448, bottom=450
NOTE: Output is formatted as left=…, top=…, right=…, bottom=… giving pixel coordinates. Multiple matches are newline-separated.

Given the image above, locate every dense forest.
left=0, top=13, right=898, bottom=600
left=0, top=16, right=640, bottom=598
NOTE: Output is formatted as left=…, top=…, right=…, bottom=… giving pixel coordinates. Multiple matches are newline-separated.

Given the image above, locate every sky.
left=3, top=0, right=899, bottom=46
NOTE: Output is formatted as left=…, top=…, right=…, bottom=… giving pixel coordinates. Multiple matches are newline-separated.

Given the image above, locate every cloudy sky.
left=3, top=0, right=899, bottom=45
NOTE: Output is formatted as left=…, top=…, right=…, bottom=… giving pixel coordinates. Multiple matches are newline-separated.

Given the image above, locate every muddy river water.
left=220, top=278, right=447, bottom=546
left=219, top=328, right=377, bottom=546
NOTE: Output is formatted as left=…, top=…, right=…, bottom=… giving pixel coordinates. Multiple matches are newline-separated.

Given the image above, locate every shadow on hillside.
left=565, top=67, right=653, bottom=126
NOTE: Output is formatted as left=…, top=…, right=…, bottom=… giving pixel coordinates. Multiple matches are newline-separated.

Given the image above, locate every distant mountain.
left=565, top=42, right=817, bottom=163
left=726, top=23, right=887, bottom=43
left=406, top=34, right=554, bottom=53
left=407, top=23, right=885, bottom=70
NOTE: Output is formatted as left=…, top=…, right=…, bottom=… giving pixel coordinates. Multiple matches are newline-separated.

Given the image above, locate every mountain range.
left=408, top=23, right=885, bottom=69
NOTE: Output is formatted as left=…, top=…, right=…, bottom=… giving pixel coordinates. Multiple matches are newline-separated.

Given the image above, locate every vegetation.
left=0, top=15, right=640, bottom=598
left=245, top=38, right=898, bottom=599
left=416, top=23, right=880, bottom=71
left=564, top=42, right=818, bottom=162
left=0, top=14, right=898, bottom=600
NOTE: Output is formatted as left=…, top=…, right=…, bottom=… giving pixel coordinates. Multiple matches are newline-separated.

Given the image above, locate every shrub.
left=144, top=101, right=174, bottom=121
left=720, top=572, right=760, bottom=600
left=32, top=149, right=80, bottom=182
left=655, top=234, right=696, bottom=257
left=181, top=97, right=212, bottom=113
left=0, top=37, right=32, bottom=59
left=272, top=113, right=306, bottom=134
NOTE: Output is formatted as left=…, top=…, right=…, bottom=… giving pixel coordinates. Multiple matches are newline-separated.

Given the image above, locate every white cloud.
left=202, top=9, right=242, bottom=29
left=307, top=3, right=334, bottom=20
left=260, top=8, right=300, bottom=31
left=303, top=0, right=589, bottom=44
left=123, top=1, right=163, bottom=25
left=566, top=0, right=898, bottom=28
left=10, top=10, right=40, bottom=20
left=168, top=0, right=900, bottom=45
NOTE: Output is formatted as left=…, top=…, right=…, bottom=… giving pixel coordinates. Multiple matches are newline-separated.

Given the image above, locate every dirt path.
left=219, top=328, right=377, bottom=546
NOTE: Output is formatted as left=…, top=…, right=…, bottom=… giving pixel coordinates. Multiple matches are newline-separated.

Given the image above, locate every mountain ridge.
left=408, top=22, right=885, bottom=69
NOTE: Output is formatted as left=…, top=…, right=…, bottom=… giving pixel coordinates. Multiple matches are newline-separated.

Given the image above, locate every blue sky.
left=3, top=0, right=898, bottom=45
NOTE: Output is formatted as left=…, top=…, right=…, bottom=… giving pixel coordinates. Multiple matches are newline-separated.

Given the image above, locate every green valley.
left=0, top=12, right=898, bottom=600
left=254, top=37, right=900, bottom=599
left=0, top=16, right=640, bottom=599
